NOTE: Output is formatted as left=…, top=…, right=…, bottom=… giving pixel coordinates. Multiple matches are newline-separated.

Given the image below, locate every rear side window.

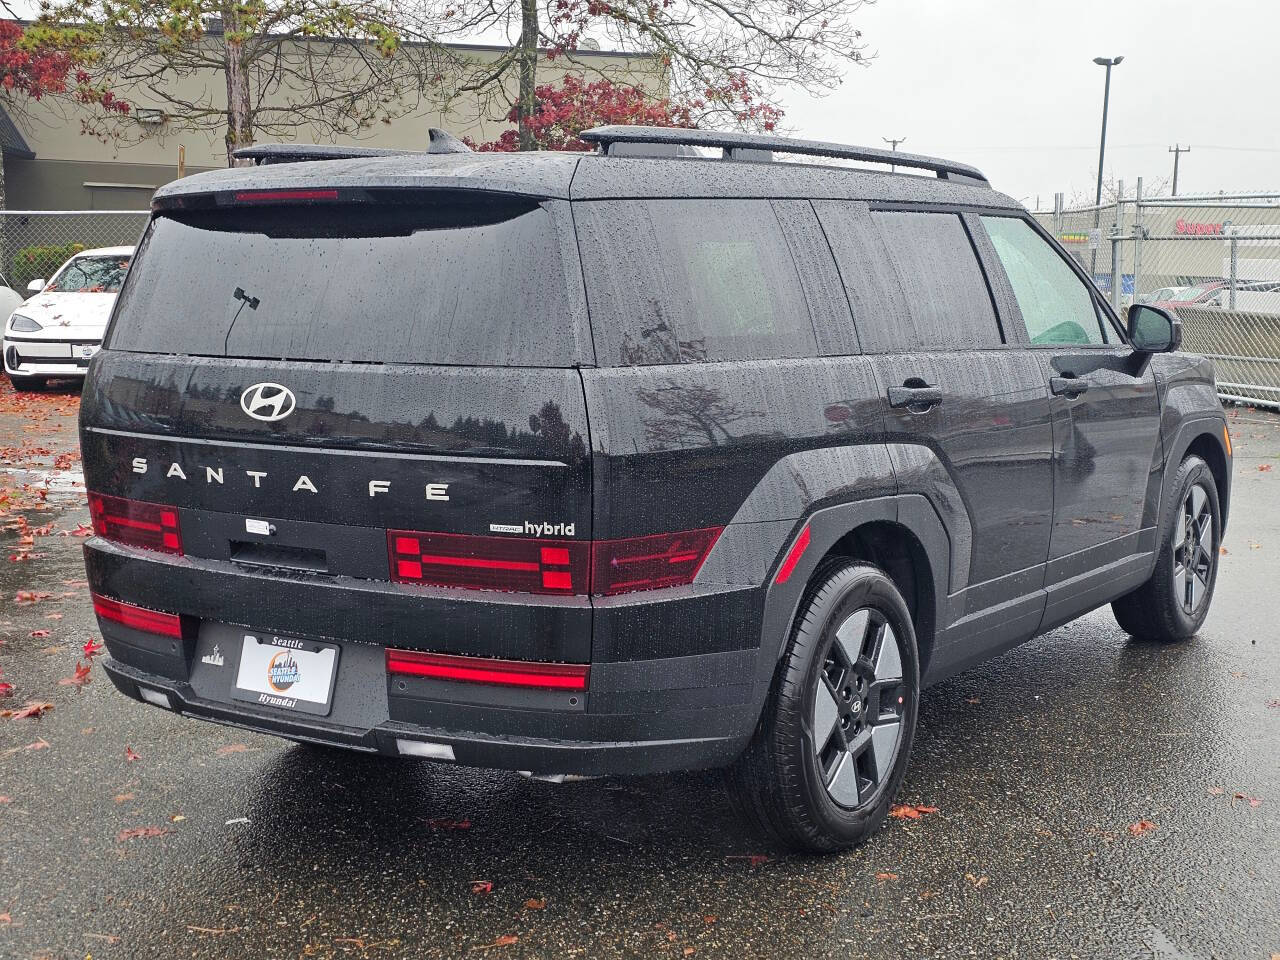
left=108, top=199, right=587, bottom=366
left=575, top=199, right=817, bottom=364
left=979, top=216, right=1107, bottom=345
left=815, top=203, right=1003, bottom=352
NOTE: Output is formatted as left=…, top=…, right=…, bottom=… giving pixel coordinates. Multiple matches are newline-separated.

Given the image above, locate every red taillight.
left=387, top=527, right=724, bottom=596
left=88, top=493, right=182, bottom=555
left=387, top=531, right=589, bottom=595
left=592, top=527, right=723, bottom=596
left=233, top=189, right=340, bottom=204
left=91, top=593, right=182, bottom=638
left=386, top=648, right=588, bottom=690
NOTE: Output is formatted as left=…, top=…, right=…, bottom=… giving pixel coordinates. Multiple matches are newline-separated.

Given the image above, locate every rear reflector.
left=386, top=648, right=589, bottom=690
left=233, top=189, right=340, bottom=203
left=387, top=530, right=589, bottom=595
left=91, top=593, right=183, bottom=638
left=89, top=493, right=182, bottom=555
left=774, top=525, right=811, bottom=585
left=138, top=687, right=173, bottom=709
left=592, top=527, right=723, bottom=596
left=395, top=738, right=456, bottom=760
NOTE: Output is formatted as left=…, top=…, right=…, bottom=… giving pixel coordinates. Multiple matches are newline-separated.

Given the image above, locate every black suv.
left=81, top=126, right=1231, bottom=852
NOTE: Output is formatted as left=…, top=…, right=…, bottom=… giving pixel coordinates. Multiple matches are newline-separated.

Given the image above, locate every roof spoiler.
left=233, top=128, right=472, bottom=166
left=579, top=125, right=988, bottom=185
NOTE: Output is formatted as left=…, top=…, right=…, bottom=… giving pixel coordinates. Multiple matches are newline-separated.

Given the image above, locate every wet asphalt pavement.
left=1, top=382, right=1277, bottom=960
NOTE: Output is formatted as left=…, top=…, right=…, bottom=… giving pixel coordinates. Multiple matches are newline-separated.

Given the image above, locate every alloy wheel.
left=1173, top=482, right=1214, bottom=615
left=810, top=607, right=907, bottom=809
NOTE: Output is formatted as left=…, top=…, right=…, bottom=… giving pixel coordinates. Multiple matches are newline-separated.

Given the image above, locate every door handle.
left=1049, top=375, right=1089, bottom=398
left=887, top=384, right=943, bottom=410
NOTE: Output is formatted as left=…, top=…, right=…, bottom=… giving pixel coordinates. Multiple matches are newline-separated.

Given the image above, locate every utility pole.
left=1091, top=55, right=1124, bottom=277
left=883, top=137, right=905, bottom=174
left=1169, top=144, right=1190, bottom=196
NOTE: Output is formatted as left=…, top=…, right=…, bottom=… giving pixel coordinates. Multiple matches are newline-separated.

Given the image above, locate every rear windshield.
left=49, top=255, right=131, bottom=293
left=108, top=199, right=582, bottom=365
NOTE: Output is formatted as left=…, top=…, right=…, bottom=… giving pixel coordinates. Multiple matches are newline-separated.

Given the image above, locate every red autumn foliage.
left=0, top=20, right=127, bottom=114
left=889, top=803, right=940, bottom=820
left=57, top=660, right=92, bottom=688
left=469, top=75, right=695, bottom=153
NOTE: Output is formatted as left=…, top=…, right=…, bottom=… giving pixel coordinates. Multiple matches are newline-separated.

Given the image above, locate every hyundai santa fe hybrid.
left=80, top=127, right=1231, bottom=852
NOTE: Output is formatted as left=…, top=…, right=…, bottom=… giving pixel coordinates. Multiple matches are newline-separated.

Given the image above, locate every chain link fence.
left=0, top=210, right=149, bottom=295
left=1034, top=185, right=1280, bottom=410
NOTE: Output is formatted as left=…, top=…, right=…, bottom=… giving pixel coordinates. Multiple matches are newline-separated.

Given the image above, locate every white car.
left=3, top=246, right=134, bottom=391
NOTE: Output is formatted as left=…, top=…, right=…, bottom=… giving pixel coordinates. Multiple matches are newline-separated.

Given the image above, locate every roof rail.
left=234, top=128, right=472, bottom=165
left=579, top=125, right=988, bottom=185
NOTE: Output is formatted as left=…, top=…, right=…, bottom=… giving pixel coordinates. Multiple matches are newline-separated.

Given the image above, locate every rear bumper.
left=102, top=655, right=752, bottom=776
left=87, top=537, right=763, bottom=776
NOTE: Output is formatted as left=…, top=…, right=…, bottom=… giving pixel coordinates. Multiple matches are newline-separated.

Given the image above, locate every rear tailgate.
left=81, top=190, right=595, bottom=665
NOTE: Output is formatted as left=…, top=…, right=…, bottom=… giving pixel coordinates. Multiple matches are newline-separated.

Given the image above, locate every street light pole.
left=883, top=137, right=905, bottom=174
left=1091, top=55, right=1123, bottom=277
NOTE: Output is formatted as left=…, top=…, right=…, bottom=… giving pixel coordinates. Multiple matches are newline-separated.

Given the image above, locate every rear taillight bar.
left=385, top=648, right=588, bottom=690
left=388, top=531, right=590, bottom=595
left=233, top=188, right=340, bottom=204
left=386, top=527, right=723, bottom=597
left=88, top=493, right=182, bottom=556
left=91, top=593, right=183, bottom=639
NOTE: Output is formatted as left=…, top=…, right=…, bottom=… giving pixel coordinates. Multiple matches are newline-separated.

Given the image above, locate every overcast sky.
left=777, top=0, right=1280, bottom=207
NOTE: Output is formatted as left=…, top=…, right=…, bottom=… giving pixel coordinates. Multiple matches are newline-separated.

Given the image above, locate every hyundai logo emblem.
left=240, top=382, right=297, bottom=422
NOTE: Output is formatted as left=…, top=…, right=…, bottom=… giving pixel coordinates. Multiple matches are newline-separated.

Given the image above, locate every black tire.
left=1112, top=454, right=1221, bottom=642
left=6, top=373, right=46, bottom=392
left=726, top=560, right=920, bottom=853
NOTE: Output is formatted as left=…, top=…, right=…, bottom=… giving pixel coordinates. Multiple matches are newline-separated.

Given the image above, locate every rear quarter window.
left=575, top=198, right=818, bottom=365
left=107, top=198, right=590, bottom=366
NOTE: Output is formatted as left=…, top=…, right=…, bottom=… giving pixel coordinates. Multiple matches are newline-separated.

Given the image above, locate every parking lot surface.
left=1, top=380, right=1277, bottom=960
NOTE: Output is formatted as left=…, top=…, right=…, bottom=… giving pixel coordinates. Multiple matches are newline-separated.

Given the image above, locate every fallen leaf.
left=965, top=872, right=989, bottom=888
left=28, top=629, right=50, bottom=639
left=875, top=871, right=899, bottom=881
left=702, top=916, right=717, bottom=924
left=117, top=826, right=173, bottom=841
left=471, top=880, right=493, bottom=894
left=0, top=682, right=13, bottom=698
left=113, top=793, right=135, bottom=804
left=965, top=696, right=981, bottom=705
left=523, top=898, right=546, bottom=910
left=125, top=745, right=141, bottom=762
left=471, top=934, right=518, bottom=951
left=4, top=701, right=53, bottom=720
left=170, top=814, right=186, bottom=823
left=1260, top=463, right=1273, bottom=472
left=1208, top=786, right=1225, bottom=796
left=0, top=796, right=12, bottom=804
left=889, top=804, right=940, bottom=820
left=1232, top=792, right=1263, bottom=807
left=683, top=949, right=696, bottom=957
left=82, top=638, right=104, bottom=658
left=1127, top=819, right=1158, bottom=837
left=58, top=660, right=92, bottom=688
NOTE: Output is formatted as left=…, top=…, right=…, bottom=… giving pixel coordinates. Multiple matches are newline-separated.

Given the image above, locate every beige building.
left=1, top=39, right=658, bottom=211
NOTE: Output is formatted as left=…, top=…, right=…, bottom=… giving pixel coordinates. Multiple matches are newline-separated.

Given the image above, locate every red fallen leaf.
left=471, top=880, right=493, bottom=894
left=890, top=804, right=940, bottom=820
left=125, top=745, right=142, bottom=762
left=1208, top=786, right=1225, bottom=796
left=1260, top=464, right=1273, bottom=472
left=524, top=897, right=546, bottom=909
left=0, top=796, right=11, bottom=804
left=1232, top=792, right=1263, bottom=807
left=116, top=826, right=173, bottom=841
left=4, top=701, right=53, bottom=720
left=14, top=591, right=52, bottom=605
left=726, top=854, right=771, bottom=867
left=425, top=817, right=471, bottom=830
left=8, top=551, right=30, bottom=562
left=83, top=638, right=105, bottom=658
left=58, top=660, right=92, bottom=688
left=0, top=682, right=13, bottom=698
left=1127, top=819, right=1158, bottom=836
left=875, top=871, right=899, bottom=881
left=28, top=629, right=50, bottom=639
left=25, top=738, right=50, bottom=751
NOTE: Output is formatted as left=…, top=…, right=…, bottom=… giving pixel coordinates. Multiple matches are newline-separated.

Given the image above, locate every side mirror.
left=26, top=279, right=45, bottom=294
left=1128, top=304, right=1181, bottom=353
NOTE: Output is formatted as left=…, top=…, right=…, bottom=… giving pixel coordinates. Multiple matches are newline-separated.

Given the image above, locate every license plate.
left=232, top=634, right=339, bottom=716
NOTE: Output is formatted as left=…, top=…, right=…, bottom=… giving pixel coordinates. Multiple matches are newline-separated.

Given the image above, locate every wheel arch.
left=1163, top=417, right=1232, bottom=533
